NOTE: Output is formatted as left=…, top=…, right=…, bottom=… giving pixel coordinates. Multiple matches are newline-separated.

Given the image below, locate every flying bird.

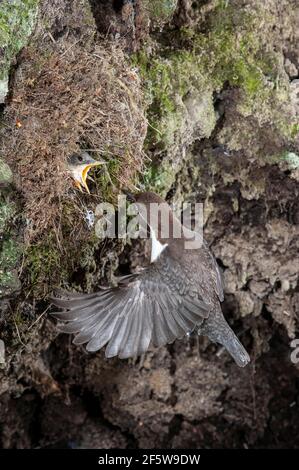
left=67, top=151, right=105, bottom=193
left=50, top=192, right=250, bottom=367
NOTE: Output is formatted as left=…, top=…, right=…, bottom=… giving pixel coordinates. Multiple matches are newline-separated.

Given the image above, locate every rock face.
left=0, top=0, right=299, bottom=449
left=0, top=0, right=39, bottom=103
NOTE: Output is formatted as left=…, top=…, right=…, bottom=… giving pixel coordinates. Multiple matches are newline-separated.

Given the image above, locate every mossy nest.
left=1, top=40, right=147, bottom=243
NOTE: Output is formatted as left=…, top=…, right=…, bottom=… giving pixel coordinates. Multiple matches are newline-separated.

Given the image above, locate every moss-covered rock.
left=0, top=0, right=39, bottom=102
left=0, top=170, right=21, bottom=296
left=281, top=152, right=299, bottom=170
left=0, top=238, right=21, bottom=295
left=136, top=0, right=298, bottom=193
left=0, top=194, right=14, bottom=233
left=143, top=160, right=178, bottom=197
left=145, top=0, right=178, bottom=27
left=0, top=158, right=12, bottom=185
left=137, top=49, right=217, bottom=151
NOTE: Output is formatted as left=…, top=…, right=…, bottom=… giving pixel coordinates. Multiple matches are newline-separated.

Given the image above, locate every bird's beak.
left=80, top=160, right=105, bottom=194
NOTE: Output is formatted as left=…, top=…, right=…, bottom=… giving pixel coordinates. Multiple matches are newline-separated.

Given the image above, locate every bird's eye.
left=78, top=155, right=83, bottom=162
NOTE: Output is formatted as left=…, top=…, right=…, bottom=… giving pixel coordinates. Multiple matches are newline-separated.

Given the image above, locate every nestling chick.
left=67, top=151, right=105, bottom=193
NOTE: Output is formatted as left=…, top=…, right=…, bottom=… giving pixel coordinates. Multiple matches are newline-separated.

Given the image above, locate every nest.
left=1, top=40, right=147, bottom=242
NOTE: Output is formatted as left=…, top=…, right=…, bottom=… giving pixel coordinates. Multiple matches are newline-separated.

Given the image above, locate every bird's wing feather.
left=50, top=251, right=210, bottom=359
left=202, top=240, right=224, bottom=302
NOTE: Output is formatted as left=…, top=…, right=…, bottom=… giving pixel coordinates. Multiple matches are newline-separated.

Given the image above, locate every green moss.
left=0, top=238, right=20, bottom=270
left=135, top=11, right=276, bottom=149
left=0, top=0, right=39, bottom=90
left=134, top=0, right=295, bottom=185
left=23, top=222, right=103, bottom=297
left=0, top=238, right=21, bottom=294
left=0, top=184, right=21, bottom=295
left=143, top=161, right=176, bottom=196
left=290, top=123, right=299, bottom=139
left=135, top=49, right=214, bottom=150
left=25, top=236, right=63, bottom=287
left=191, top=28, right=273, bottom=101
left=0, top=199, right=15, bottom=232
left=0, top=0, right=39, bottom=57
left=95, top=156, right=123, bottom=203
left=145, top=0, right=177, bottom=22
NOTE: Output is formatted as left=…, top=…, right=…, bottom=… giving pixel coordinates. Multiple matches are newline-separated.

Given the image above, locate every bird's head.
left=67, top=151, right=105, bottom=193
left=123, top=190, right=181, bottom=244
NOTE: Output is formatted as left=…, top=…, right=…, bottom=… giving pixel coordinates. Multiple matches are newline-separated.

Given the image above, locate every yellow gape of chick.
left=67, top=151, right=105, bottom=193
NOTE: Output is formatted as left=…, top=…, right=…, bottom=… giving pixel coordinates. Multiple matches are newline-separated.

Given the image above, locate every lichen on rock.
left=0, top=158, right=12, bottom=185
left=136, top=0, right=298, bottom=194
left=0, top=160, right=21, bottom=296
left=145, top=0, right=178, bottom=27
left=0, top=238, right=21, bottom=295
left=0, top=0, right=39, bottom=102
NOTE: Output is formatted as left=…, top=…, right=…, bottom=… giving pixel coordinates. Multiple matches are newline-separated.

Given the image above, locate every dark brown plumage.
left=50, top=191, right=250, bottom=367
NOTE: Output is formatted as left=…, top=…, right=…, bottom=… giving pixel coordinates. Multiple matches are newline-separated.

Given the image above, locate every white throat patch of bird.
left=50, top=191, right=250, bottom=367
left=150, top=226, right=168, bottom=263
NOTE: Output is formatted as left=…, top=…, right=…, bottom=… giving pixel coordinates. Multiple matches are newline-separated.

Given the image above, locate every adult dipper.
left=50, top=192, right=250, bottom=367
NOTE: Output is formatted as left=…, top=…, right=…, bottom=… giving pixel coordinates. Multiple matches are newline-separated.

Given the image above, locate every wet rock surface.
left=0, top=0, right=299, bottom=449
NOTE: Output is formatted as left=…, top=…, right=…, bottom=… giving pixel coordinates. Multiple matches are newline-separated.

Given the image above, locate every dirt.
left=0, top=0, right=299, bottom=449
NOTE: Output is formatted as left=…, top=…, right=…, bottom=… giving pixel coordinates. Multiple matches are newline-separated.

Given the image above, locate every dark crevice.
left=113, top=0, right=124, bottom=12
left=163, top=414, right=184, bottom=448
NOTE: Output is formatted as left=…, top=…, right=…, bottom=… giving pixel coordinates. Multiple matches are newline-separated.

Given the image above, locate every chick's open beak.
left=70, top=159, right=105, bottom=194
left=81, top=161, right=103, bottom=194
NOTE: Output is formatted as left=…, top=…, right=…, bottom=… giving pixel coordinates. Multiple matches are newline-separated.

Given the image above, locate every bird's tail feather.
left=222, top=330, right=250, bottom=367
left=200, top=317, right=250, bottom=367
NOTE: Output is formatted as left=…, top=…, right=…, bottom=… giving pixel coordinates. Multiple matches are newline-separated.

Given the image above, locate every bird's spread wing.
left=202, top=240, right=224, bottom=302
left=209, top=253, right=224, bottom=302
left=50, top=252, right=210, bottom=359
